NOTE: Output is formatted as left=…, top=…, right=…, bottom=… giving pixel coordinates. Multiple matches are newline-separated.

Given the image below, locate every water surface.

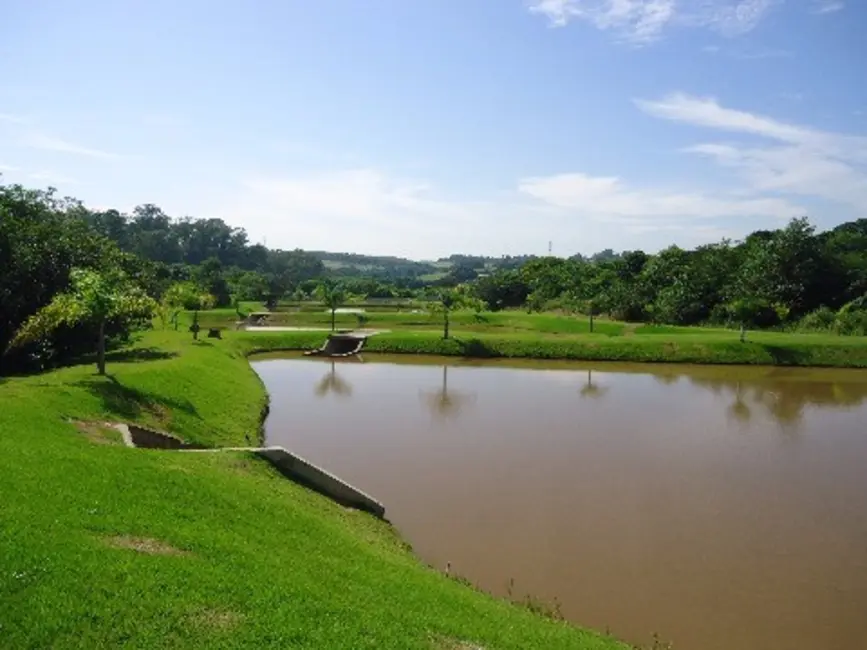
left=253, top=355, right=867, bottom=650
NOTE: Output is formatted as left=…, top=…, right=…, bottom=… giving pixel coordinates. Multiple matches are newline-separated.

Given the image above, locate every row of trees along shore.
left=2, top=180, right=867, bottom=374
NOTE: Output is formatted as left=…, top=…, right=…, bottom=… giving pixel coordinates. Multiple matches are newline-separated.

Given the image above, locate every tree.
left=432, top=289, right=460, bottom=340
left=315, top=281, right=346, bottom=332
left=160, top=282, right=215, bottom=331
left=8, top=268, right=155, bottom=375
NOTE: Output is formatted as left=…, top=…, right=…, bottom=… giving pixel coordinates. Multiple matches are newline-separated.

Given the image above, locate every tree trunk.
left=97, top=320, right=106, bottom=375
left=589, top=312, right=594, bottom=333
left=444, top=310, right=450, bottom=340
left=331, top=308, right=336, bottom=331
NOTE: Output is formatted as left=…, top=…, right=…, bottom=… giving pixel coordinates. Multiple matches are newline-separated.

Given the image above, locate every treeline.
left=4, top=179, right=867, bottom=372
left=474, top=217, right=867, bottom=332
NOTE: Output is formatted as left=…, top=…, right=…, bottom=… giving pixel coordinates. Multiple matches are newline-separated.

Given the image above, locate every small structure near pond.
left=304, top=333, right=369, bottom=357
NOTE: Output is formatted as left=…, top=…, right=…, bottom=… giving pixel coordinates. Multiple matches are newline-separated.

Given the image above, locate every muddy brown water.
left=252, top=354, right=867, bottom=650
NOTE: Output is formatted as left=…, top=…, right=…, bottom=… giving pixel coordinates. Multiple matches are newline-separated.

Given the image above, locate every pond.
left=252, top=354, right=867, bottom=650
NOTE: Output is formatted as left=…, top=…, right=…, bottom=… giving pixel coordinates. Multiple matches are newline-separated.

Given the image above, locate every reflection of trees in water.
left=579, top=370, right=609, bottom=399
left=726, top=381, right=752, bottom=423
left=314, top=361, right=353, bottom=399
left=420, top=366, right=476, bottom=420
left=686, top=374, right=867, bottom=428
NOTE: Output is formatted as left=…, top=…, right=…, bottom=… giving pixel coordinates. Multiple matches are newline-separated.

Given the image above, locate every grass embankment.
left=0, top=330, right=625, bottom=650
left=234, top=327, right=867, bottom=368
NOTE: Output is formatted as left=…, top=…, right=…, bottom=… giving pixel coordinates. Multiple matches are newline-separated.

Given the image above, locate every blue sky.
left=1, top=0, right=864, bottom=259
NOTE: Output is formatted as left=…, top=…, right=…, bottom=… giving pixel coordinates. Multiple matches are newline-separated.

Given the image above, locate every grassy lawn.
left=0, top=330, right=626, bottom=650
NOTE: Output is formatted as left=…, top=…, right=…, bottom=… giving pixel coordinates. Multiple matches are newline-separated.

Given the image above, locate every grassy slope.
left=0, top=330, right=625, bottom=650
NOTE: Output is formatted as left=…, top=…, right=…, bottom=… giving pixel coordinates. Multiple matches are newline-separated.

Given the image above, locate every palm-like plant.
left=432, top=289, right=461, bottom=340
left=315, top=281, right=346, bottom=332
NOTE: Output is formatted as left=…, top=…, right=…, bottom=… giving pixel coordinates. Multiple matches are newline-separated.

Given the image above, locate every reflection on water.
left=419, top=366, right=477, bottom=420
left=580, top=369, right=608, bottom=399
left=314, top=361, right=353, bottom=399
left=253, top=355, right=867, bottom=650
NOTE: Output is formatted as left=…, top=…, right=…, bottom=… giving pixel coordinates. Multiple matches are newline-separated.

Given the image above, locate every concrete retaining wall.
left=112, top=423, right=385, bottom=518
left=255, top=447, right=385, bottom=518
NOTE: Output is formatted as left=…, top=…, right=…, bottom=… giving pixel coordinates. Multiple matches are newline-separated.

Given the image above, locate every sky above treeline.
left=1, top=0, right=864, bottom=260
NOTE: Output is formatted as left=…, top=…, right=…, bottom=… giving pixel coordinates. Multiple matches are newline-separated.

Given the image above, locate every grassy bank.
left=234, top=328, right=867, bottom=368
left=0, top=330, right=626, bottom=650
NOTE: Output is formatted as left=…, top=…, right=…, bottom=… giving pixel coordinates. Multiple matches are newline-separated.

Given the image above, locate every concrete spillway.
left=304, top=333, right=369, bottom=357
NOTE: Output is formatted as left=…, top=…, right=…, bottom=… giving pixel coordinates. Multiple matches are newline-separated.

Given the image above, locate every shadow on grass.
left=455, top=338, right=497, bottom=358
left=75, top=375, right=200, bottom=423
left=760, top=344, right=810, bottom=366
left=103, top=347, right=179, bottom=363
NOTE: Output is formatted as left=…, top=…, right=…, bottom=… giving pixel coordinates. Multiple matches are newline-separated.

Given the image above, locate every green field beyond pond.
left=201, top=308, right=867, bottom=368
left=0, top=330, right=627, bottom=650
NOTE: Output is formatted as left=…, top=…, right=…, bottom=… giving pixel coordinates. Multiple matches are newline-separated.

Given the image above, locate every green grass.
left=0, top=330, right=626, bottom=650
left=196, top=309, right=626, bottom=336
left=233, top=326, right=867, bottom=368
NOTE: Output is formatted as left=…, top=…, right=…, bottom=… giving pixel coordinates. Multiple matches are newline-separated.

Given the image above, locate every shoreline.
left=233, top=328, right=867, bottom=369
left=0, top=329, right=631, bottom=650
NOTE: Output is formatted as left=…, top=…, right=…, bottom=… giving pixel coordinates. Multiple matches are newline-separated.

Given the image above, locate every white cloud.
left=528, top=0, right=676, bottom=43
left=528, top=0, right=780, bottom=43
left=223, top=165, right=799, bottom=257
left=702, top=44, right=793, bottom=59
left=813, top=1, right=844, bottom=14
left=634, top=93, right=867, bottom=163
left=0, top=113, right=29, bottom=125
left=0, top=163, right=18, bottom=172
left=22, top=132, right=121, bottom=159
left=517, top=172, right=803, bottom=222
left=634, top=92, right=867, bottom=211
left=226, top=169, right=524, bottom=256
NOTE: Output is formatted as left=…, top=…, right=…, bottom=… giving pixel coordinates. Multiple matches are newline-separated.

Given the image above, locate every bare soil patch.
left=187, top=608, right=244, bottom=631
left=105, top=535, right=188, bottom=556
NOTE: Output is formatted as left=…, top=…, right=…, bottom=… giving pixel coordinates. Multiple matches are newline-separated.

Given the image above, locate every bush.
left=839, top=295, right=867, bottom=315
left=717, top=298, right=780, bottom=329
left=835, top=310, right=867, bottom=336
left=797, top=307, right=837, bottom=332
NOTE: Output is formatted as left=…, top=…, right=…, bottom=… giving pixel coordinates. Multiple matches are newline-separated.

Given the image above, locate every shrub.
left=839, top=295, right=867, bottom=315
left=797, top=307, right=837, bottom=332
left=835, top=310, right=867, bottom=336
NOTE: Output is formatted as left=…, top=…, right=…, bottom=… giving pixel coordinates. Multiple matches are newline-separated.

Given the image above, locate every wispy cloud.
left=518, top=172, right=803, bottom=222
left=702, top=44, right=793, bottom=59
left=528, top=0, right=677, bottom=43
left=22, top=132, right=121, bottom=159
left=634, top=92, right=867, bottom=162
left=634, top=92, right=867, bottom=211
left=812, top=0, right=844, bottom=14
left=0, top=113, right=30, bottom=125
left=27, top=170, right=78, bottom=185
left=528, top=0, right=781, bottom=43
